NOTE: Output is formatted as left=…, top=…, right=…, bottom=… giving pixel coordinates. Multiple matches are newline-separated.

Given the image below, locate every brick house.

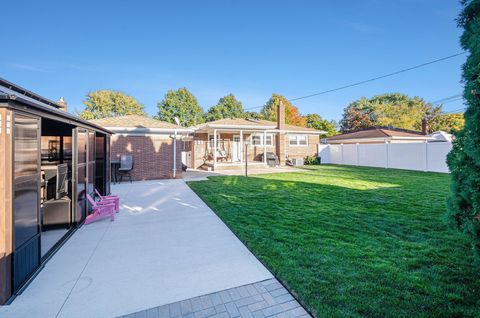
left=92, top=103, right=324, bottom=178
left=189, top=103, right=325, bottom=171
left=90, top=115, right=193, bottom=180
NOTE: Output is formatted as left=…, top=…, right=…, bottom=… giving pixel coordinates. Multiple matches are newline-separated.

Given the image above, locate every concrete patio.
left=0, top=180, right=308, bottom=318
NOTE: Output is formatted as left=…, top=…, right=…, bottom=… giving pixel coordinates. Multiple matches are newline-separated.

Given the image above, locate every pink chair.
left=85, top=194, right=115, bottom=224
left=95, top=188, right=120, bottom=213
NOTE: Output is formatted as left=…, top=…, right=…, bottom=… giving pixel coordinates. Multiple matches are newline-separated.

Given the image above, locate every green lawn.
left=188, top=165, right=480, bottom=318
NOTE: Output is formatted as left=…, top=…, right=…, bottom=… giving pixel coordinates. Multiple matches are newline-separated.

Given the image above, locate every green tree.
left=446, top=0, right=480, bottom=264
left=204, top=94, right=244, bottom=121
left=80, top=90, right=145, bottom=120
left=304, top=114, right=338, bottom=137
left=261, top=94, right=306, bottom=126
left=244, top=111, right=262, bottom=120
left=157, top=88, right=204, bottom=127
left=340, top=93, right=442, bottom=133
left=429, top=113, right=465, bottom=134
left=339, top=97, right=376, bottom=132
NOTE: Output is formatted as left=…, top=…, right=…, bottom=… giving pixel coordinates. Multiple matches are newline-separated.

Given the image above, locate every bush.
left=304, top=155, right=319, bottom=165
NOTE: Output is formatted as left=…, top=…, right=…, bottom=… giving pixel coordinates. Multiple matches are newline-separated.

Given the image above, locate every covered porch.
left=192, top=126, right=278, bottom=171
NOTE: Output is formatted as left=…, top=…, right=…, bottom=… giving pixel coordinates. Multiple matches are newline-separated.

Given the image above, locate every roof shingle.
left=193, top=118, right=323, bottom=132
left=326, top=127, right=427, bottom=141
left=89, top=115, right=183, bottom=129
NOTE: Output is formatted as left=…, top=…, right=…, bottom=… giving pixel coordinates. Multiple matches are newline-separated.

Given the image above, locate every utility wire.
left=431, top=94, right=463, bottom=104
left=244, top=52, right=466, bottom=111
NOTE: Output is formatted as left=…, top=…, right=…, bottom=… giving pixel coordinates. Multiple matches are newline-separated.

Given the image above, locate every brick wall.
left=110, top=134, right=182, bottom=180
left=285, top=135, right=319, bottom=160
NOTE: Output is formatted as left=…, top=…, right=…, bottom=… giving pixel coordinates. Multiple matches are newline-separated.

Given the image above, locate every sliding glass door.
left=12, top=113, right=41, bottom=292
left=73, top=128, right=87, bottom=224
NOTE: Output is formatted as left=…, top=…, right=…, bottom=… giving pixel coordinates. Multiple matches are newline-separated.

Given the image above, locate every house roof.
left=326, top=127, right=429, bottom=142
left=193, top=118, right=325, bottom=134
left=89, top=115, right=184, bottom=129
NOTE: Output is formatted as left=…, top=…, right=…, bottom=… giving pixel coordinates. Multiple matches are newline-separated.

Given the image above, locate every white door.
left=233, top=135, right=241, bottom=162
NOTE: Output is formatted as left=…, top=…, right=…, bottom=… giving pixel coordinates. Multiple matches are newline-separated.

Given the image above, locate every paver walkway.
left=0, top=180, right=308, bottom=318
left=121, top=278, right=310, bottom=318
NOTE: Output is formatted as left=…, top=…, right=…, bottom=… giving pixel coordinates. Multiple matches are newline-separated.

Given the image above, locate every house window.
left=250, top=133, right=274, bottom=146
left=208, top=133, right=220, bottom=148
left=265, top=135, right=273, bottom=146
left=251, top=135, right=262, bottom=145
left=289, top=135, right=308, bottom=146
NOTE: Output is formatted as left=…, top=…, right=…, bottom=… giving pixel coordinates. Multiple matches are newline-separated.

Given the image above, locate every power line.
left=442, top=107, right=467, bottom=114
left=244, top=52, right=466, bottom=111
left=439, top=97, right=464, bottom=105
left=431, top=94, right=463, bottom=104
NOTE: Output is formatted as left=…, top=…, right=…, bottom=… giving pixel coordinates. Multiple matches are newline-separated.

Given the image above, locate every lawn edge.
left=186, top=179, right=317, bottom=318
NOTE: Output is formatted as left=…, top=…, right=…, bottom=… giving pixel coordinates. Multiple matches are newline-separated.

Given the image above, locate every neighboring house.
left=324, top=127, right=435, bottom=144
left=89, top=115, right=193, bottom=180
left=190, top=103, right=325, bottom=170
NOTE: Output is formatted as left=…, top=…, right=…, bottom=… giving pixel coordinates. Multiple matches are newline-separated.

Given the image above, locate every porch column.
left=213, top=129, right=217, bottom=168
left=263, top=131, right=267, bottom=164
left=240, top=130, right=243, bottom=164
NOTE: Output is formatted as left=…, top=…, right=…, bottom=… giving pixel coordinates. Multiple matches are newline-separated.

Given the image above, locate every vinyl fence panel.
left=342, top=144, right=358, bottom=165
left=321, top=142, right=451, bottom=173
left=358, top=143, right=387, bottom=168
left=427, top=142, right=452, bottom=173
left=388, top=143, right=427, bottom=171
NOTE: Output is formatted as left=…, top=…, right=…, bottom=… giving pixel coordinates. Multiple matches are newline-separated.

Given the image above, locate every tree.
left=157, top=88, right=204, bottom=127
left=428, top=113, right=465, bottom=134
left=204, top=94, right=244, bottom=121
left=244, top=111, right=262, bottom=120
left=340, top=93, right=446, bottom=133
left=79, top=90, right=145, bottom=120
left=339, top=97, right=376, bottom=132
left=261, top=94, right=306, bottom=126
left=304, top=114, right=338, bottom=137
left=446, top=0, right=480, bottom=264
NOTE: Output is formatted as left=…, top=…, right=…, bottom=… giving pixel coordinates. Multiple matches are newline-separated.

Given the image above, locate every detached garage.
left=89, top=115, right=193, bottom=180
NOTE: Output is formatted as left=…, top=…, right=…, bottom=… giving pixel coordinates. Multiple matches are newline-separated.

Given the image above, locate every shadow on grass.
left=188, top=168, right=480, bottom=318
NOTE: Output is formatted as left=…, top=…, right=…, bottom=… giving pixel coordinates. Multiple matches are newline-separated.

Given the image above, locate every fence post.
left=341, top=143, right=344, bottom=164
left=356, top=143, right=360, bottom=166
left=424, top=140, right=428, bottom=172
left=385, top=141, right=389, bottom=169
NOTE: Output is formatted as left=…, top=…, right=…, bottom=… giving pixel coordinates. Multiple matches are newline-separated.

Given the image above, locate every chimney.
left=277, top=100, right=285, bottom=130
left=421, top=118, right=428, bottom=135
left=58, top=97, right=68, bottom=112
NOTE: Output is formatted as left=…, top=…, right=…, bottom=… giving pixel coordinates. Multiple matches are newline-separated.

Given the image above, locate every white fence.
left=318, top=142, right=452, bottom=173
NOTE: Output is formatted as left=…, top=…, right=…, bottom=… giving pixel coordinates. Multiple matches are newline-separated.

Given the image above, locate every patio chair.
left=95, top=188, right=120, bottom=213
left=118, top=155, right=134, bottom=183
left=217, top=150, right=228, bottom=162
left=85, top=194, right=115, bottom=224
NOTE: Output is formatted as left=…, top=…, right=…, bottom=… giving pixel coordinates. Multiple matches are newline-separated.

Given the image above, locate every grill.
left=262, top=152, right=279, bottom=167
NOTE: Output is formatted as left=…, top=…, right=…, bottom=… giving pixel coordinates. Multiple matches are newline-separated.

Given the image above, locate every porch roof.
left=192, top=118, right=325, bottom=134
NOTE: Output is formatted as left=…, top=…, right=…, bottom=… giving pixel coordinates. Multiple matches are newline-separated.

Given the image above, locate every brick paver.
left=118, top=279, right=311, bottom=318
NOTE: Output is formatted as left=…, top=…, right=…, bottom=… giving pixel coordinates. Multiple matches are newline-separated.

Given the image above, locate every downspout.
left=173, top=130, right=177, bottom=178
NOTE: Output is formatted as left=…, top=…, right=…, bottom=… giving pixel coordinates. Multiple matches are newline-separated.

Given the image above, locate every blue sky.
left=0, top=0, right=465, bottom=121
